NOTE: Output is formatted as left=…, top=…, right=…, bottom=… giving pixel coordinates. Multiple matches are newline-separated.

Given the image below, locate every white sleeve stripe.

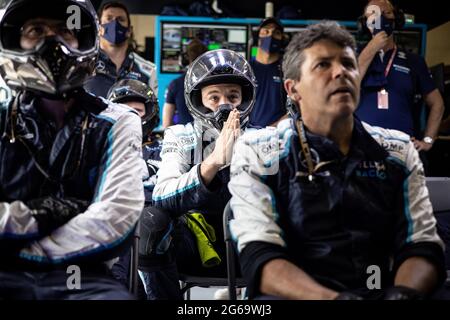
left=94, top=128, right=113, bottom=202
left=18, top=225, right=135, bottom=263
left=153, top=179, right=200, bottom=201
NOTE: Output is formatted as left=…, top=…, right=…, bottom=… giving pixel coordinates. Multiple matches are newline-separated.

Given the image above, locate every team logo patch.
left=141, top=64, right=152, bottom=72
left=355, top=161, right=387, bottom=180
left=95, top=60, right=106, bottom=72
left=380, top=140, right=405, bottom=153
left=179, top=136, right=195, bottom=146
left=298, top=148, right=320, bottom=170
left=126, top=71, right=142, bottom=80
left=393, top=64, right=410, bottom=74
left=398, top=51, right=407, bottom=59
left=161, top=147, right=178, bottom=155
left=380, top=139, right=406, bottom=161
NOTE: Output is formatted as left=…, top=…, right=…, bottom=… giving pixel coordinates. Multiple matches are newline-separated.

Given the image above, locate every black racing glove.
left=383, top=286, right=424, bottom=300
left=335, top=291, right=364, bottom=300
left=26, top=196, right=90, bottom=235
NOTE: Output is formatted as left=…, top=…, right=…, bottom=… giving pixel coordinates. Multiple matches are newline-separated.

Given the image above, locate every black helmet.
left=0, top=0, right=99, bottom=97
left=107, top=79, right=160, bottom=138
left=184, top=49, right=256, bottom=131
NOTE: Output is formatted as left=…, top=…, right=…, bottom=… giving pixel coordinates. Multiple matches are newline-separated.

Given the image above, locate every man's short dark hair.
left=258, top=17, right=284, bottom=34
left=98, top=1, right=131, bottom=26
left=282, top=21, right=356, bottom=81
left=187, top=38, right=208, bottom=63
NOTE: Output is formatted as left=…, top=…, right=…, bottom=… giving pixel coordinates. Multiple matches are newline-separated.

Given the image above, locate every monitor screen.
left=394, top=29, right=423, bottom=55
left=249, top=25, right=309, bottom=58
left=161, top=22, right=248, bottom=73
left=249, top=24, right=424, bottom=58
left=353, top=28, right=424, bottom=55
left=250, top=24, right=359, bottom=58
left=430, top=63, right=445, bottom=94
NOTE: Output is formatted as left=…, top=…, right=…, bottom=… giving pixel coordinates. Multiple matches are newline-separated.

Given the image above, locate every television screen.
left=161, top=22, right=248, bottom=73
left=430, top=63, right=445, bottom=95
left=354, top=28, right=424, bottom=55
left=394, top=29, right=423, bottom=55
left=249, top=24, right=424, bottom=58
left=249, top=25, right=311, bottom=58
left=250, top=24, right=360, bottom=58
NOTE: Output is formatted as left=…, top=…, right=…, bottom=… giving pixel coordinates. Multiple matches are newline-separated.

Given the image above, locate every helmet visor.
left=184, top=49, right=256, bottom=127
left=0, top=0, right=97, bottom=53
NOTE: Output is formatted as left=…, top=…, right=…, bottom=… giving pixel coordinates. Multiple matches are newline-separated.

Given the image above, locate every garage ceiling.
left=94, top=0, right=449, bottom=30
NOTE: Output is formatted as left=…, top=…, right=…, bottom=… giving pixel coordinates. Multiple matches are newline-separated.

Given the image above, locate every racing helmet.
left=107, top=78, right=160, bottom=137
left=184, top=49, right=256, bottom=131
left=0, top=0, right=99, bottom=97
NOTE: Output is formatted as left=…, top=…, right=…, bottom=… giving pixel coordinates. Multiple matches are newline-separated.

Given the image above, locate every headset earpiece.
left=286, top=96, right=299, bottom=119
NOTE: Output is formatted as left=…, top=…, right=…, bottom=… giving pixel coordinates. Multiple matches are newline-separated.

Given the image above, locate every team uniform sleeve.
left=392, top=139, right=446, bottom=283
left=228, top=127, right=289, bottom=298
left=152, top=127, right=223, bottom=215
left=15, top=111, right=145, bottom=265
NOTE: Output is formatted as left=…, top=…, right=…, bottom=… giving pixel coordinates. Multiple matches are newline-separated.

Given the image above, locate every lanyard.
left=384, top=46, right=397, bottom=78
left=294, top=118, right=337, bottom=182
left=295, top=119, right=315, bottom=181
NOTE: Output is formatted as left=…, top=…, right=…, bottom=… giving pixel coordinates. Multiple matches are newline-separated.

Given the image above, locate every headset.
left=357, top=2, right=405, bottom=36
left=178, top=51, right=190, bottom=70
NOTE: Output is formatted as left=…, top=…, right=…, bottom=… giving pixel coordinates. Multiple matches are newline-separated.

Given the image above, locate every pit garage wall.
left=426, top=21, right=450, bottom=67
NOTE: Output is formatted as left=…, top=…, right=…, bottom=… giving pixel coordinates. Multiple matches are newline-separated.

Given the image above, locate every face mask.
left=213, top=104, right=234, bottom=129
left=372, top=15, right=395, bottom=36
left=36, top=36, right=73, bottom=92
left=101, top=19, right=129, bottom=44
left=260, top=36, right=283, bottom=54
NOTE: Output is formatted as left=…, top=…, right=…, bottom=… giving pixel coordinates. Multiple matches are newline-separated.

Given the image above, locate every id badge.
left=377, top=89, right=389, bottom=110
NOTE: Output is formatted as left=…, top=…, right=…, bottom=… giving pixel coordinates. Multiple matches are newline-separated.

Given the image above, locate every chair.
left=223, top=201, right=246, bottom=300
left=179, top=274, right=245, bottom=300
left=128, top=221, right=141, bottom=296
left=178, top=201, right=247, bottom=300
left=426, top=177, right=450, bottom=213
left=426, top=177, right=450, bottom=284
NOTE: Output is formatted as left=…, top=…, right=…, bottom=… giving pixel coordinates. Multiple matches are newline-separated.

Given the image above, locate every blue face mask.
left=372, top=15, right=395, bottom=36
left=260, top=36, right=283, bottom=54
left=101, top=19, right=129, bottom=44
